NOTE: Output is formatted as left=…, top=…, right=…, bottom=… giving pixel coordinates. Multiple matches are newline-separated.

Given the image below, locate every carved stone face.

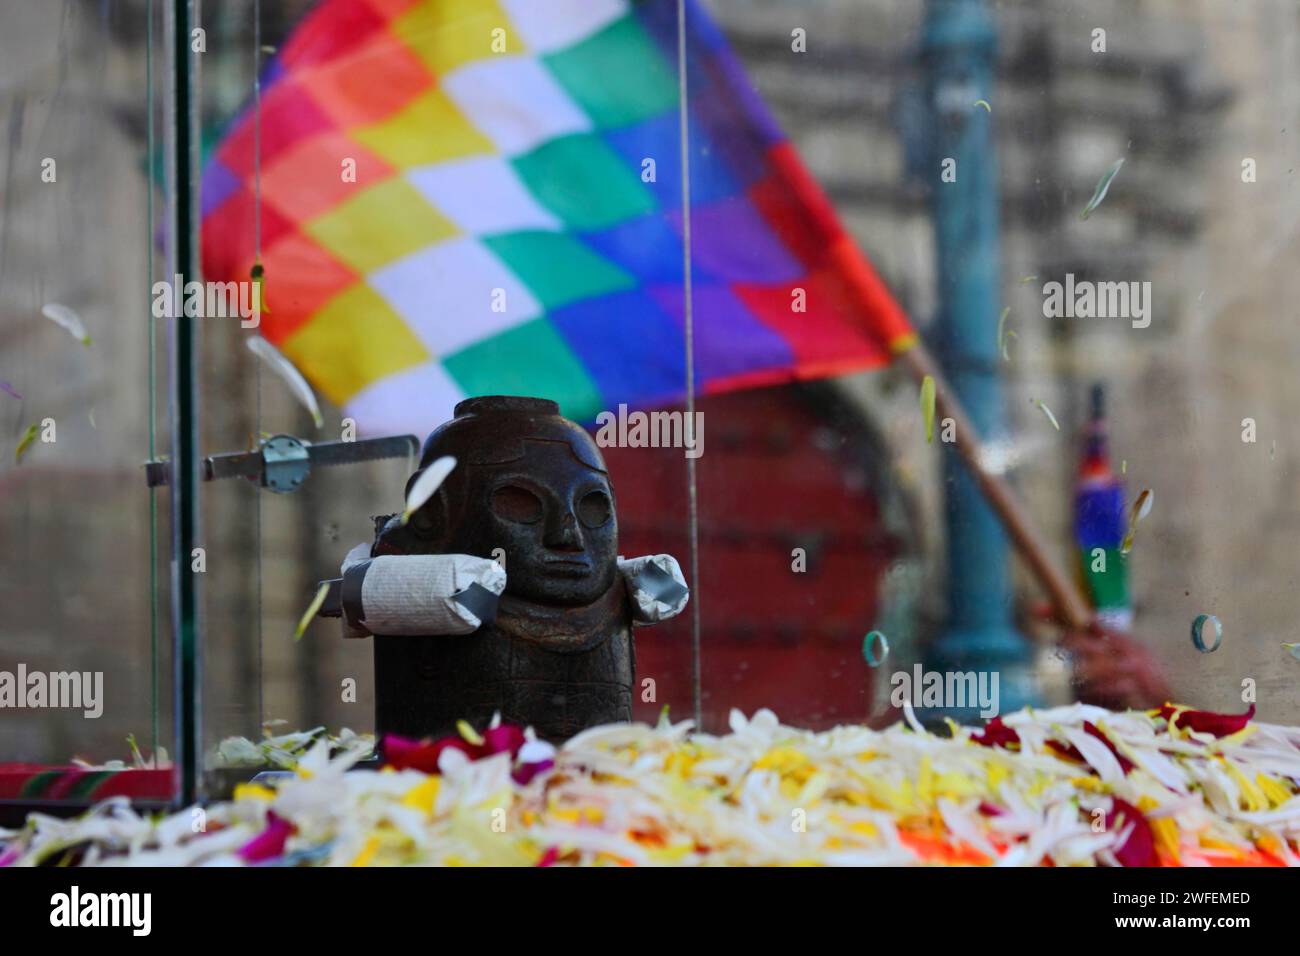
left=457, top=439, right=618, bottom=606
left=399, top=397, right=620, bottom=607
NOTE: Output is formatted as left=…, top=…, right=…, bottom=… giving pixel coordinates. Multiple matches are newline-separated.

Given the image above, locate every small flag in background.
left=202, top=0, right=914, bottom=437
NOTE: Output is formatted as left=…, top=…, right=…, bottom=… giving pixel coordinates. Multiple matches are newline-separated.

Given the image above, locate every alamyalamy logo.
left=50, top=887, right=150, bottom=936
left=151, top=273, right=260, bottom=328
left=889, top=664, right=1000, bottom=719
left=0, top=664, right=102, bottom=718
left=1042, top=273, right=1151, bottom=329
left=594, top=404, right=704, bottom=459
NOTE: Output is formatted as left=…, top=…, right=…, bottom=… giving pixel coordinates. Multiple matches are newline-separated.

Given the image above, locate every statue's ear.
left=406, top=488, right=448, bottom=545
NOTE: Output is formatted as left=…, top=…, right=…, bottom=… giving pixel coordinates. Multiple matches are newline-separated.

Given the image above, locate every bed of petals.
left=2, top=702, right=1299, bottom=867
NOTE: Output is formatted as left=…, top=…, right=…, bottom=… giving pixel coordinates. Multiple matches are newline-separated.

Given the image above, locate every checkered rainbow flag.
left=201, top=0, right=915, bottom=437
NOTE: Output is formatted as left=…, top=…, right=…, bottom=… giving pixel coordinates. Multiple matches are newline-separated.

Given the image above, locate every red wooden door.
left=604, top=385, right=899, bottom=732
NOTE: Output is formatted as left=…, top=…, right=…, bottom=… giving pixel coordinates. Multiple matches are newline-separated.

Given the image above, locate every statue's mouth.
left=541, top=555, right=591, bottom=577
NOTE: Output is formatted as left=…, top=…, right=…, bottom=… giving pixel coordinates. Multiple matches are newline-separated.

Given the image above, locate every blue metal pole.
left=920, top=0, right=1037, bottom=718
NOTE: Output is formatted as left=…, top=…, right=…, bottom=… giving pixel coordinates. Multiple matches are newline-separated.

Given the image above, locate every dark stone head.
left=401, top=396, right=618, bottom=607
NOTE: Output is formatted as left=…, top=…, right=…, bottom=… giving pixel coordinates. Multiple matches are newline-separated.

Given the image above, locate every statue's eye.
left=492, top=485, right=543, bottom=524
left=577, top=490, right=612, bottom=529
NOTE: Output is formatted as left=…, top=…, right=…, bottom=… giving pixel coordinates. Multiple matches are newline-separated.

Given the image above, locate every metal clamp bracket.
left=261, top=434, right=310, bottom=493
left=144, top=432, right=420, bottom=493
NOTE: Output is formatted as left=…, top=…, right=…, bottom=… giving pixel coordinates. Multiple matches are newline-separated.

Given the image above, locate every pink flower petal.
left=381, top=733, right=475, bottom=773
left=483, top=724, right=526, bottom=758
left=237, top=811, right=295, bottom=864
left=536, top=846, right=560, bottom=867
left=512, top=758, right=554, bottom=786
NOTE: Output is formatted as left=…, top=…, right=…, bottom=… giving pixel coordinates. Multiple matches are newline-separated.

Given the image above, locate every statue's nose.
left=544, top=509, right=582, bottom=550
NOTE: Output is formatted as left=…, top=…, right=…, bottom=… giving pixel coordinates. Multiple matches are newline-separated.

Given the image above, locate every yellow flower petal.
left=1256, top=774, right=1292, bottom=809
left=401, top=776, right=441, bottom=815
left=233, top=783, right=277, bottom=802
left=350, top=836, right=380, bottom=867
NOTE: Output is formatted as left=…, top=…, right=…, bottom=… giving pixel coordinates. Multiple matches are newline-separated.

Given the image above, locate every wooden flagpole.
left=895, top=342, right=1095, bottom=633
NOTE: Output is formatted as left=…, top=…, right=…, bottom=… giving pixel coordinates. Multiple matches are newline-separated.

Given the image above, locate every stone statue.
left=334, top=396, right=688, bottom=743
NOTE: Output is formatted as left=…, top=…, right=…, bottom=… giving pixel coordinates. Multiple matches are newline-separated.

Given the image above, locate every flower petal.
left=237, top=812, right=295, bottom=864
left=381, top=733, right=474, bottom=773
left=1157, top=703, right=1256, bottom=737
left=1106, top=798, right=1159, bottom=867
left=972, top=717, right=1020, bottom=749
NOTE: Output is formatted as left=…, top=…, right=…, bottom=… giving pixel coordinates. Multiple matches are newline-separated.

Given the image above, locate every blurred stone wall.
left=712, top=0, right=1300, bottom=718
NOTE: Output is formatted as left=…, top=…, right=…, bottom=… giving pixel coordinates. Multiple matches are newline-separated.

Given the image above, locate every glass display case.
left=3, top=0, right=1299, bottom=870
left=0, top=0, right=177, bottom=812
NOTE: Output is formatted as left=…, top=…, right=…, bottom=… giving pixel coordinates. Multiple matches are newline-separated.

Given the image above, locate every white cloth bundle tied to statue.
left=338, top=543, right=688, bottom=638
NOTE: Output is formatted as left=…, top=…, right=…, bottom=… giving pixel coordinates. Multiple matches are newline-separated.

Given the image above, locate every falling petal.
left=246, top=336, right=322, bottom=429
left=862, top=630, right=889, bottom=667
left=294, top=582, right=330, bottom=641
left=1281, top=642, right=1300, bottom=661
left=1119, top=488, right=1153, bottom=554
left=920, top=375, right=936, bottom=444
left=1080, top=157, right=1124, bottom=220
left=88, top=408, right=96, bottom=430
left=1019, top=275, right=1038, bottom=284
left=41, top=303, right=92, bottom=345
left=973, top=99, right=991, bottom=113
left=0, top=381, right=20, bottom=400
left=456, top=719, right=486, bottom=748
left=14, top=423, right=39, bottom=463
left=996, top=307, right=1011, bottom=361
left=402, top=455, right=457, bottom=525
left=1190, top=614, right=1222, bottom=653
left=1134, top=488, right=1154, bottom=522
left=251, top=261, right=270, bottom=315
left=1121, top=459, right=1127, bottom=475
left=1031, top=398, right=1060, bottom=431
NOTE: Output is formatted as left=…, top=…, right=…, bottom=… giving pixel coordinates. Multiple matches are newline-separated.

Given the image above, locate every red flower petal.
left=1045, top=739, right=1086, bottom=764
left=1105, top=798, right=1159, bottom=867
left=483, top=724, right=527, bottom=758
left=536, top=846, right=560, bottom=867
left=238, top=811, right=295, bottom=864
left=512, top=758, right=554, bottom=786
left=977, top=801, right=1006, bottom=817
left=1157, top=703, right=1255, bottom=738
left=381, top=733, right=476, bottom=773
left=972, top=717, right=1020, bottom=749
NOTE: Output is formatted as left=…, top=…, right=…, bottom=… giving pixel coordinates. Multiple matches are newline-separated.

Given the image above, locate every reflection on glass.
left=0, top=0, right=174, bottom=807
